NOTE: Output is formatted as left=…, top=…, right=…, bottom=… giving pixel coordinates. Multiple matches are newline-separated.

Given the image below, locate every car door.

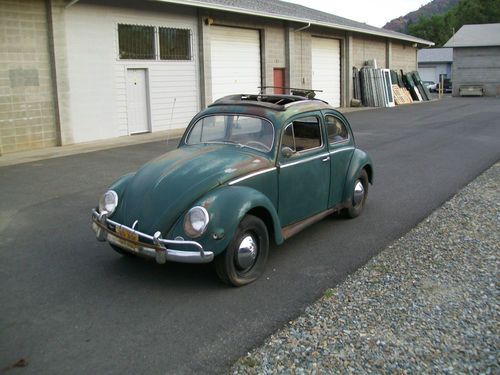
left=278, top=113, right=330, bottom=226
left=324, top=113, right=355, bottom=207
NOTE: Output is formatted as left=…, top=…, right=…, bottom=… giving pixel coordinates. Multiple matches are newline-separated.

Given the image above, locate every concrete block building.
left=444, top=23, right=500, bottom=97
left=0, top=0, right=432, bottom=155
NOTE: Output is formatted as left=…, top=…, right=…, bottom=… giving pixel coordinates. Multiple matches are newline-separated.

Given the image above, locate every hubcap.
left=353, top=180, right=365, bottom=206
left=236, top=234, right=258, bottom=271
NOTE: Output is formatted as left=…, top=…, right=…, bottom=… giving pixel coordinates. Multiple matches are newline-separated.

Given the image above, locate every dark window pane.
left=293, top=116, right=321, bottom=151
left=118, top=24, right=155, bottom=60
left=325, top=115, right=348, bottom=143
left=159, top=28, right=191, bottom=60
left=282, top=124, right=295, bottom=151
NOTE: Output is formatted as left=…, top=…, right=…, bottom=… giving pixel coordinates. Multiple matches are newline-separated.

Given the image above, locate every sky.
left=284, top=0, right=432, bottom=28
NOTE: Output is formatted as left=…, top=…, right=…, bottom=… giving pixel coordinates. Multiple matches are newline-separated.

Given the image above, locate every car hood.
left=115, top=144, right=273, bottom=235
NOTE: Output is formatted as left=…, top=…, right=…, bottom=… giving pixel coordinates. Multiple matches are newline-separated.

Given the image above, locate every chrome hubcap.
left=236, top=234, right=258, bottom=270
left=353, top=180, right=365, bottom=206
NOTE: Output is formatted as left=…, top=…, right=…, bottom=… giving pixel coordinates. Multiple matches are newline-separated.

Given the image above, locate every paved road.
left=1, top=97, right=499, bottom=374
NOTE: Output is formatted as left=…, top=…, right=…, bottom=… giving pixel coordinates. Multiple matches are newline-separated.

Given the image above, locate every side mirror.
left=281, top=146, right=294, bottom=159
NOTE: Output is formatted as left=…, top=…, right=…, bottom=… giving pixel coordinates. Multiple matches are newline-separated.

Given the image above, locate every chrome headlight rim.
left=99, top=190, right=119, bottom=216
left=183, top=206, right=210, bottom=239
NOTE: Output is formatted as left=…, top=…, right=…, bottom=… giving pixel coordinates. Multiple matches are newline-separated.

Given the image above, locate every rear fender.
left=342, top=149, right=374, bottom=203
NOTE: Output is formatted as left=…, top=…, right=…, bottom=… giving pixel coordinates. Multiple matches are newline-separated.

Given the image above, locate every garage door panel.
left=312, top=37, right=340, bottom=107
left=210, top=26, right=261, bottom=102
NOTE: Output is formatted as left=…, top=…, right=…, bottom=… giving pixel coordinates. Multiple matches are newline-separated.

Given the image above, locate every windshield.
left=186, top=115, right=274, bottom=152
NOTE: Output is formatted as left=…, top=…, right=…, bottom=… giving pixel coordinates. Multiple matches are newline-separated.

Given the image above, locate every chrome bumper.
left=91, top=209, right=214, bottom=264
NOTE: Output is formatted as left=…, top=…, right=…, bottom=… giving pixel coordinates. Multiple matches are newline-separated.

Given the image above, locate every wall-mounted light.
left=205, top=17, right=214, bottom=26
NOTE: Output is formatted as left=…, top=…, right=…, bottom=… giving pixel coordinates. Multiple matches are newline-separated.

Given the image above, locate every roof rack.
left=209, top=93, right=328, bottom=111
left=259, top=86, right=323, bottom=99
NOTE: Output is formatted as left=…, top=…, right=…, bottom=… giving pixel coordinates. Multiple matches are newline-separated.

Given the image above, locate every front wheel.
left=215, top=215, right=269, bottom=287
left=342, top=169, right=369, bottom=219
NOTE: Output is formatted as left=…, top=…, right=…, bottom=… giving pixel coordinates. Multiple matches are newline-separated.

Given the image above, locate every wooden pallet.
left=392, top=85, right=413, bottom=105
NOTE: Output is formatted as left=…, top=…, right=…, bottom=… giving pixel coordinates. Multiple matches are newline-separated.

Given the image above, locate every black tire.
left=342, top=169, right=369, bottom=219
left=215, top=215, right=269, bottom=287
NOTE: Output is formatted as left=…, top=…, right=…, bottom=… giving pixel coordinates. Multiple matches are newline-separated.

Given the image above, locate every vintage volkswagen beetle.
left=92, top=94, right=373, bottom=286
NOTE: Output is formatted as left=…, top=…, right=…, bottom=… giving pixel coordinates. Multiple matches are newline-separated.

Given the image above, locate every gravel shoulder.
left=232, top=163, right=499, bottom=374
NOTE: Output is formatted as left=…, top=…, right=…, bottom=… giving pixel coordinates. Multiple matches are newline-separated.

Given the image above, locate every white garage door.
left=418, top=67, right=436, bottom=83
left=312, top=37, right=340, bottom=107
left=210, top=26, right=261, bottom=102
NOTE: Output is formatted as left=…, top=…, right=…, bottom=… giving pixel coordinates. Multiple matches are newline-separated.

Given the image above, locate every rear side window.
left=283, top=116, right=322, bottom=152
left=325, top=115, right=348, bottom=143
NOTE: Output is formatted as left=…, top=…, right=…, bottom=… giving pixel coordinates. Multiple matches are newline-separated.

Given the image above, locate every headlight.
left=183, top=206, right=209, bottom=238
left=99, top=190, right=118, bottom=216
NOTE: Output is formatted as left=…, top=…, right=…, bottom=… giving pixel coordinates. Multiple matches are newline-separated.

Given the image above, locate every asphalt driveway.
left=0, top=97, right=499, bottom=374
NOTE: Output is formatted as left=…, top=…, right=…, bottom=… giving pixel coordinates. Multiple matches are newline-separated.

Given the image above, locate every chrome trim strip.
left=279, top=153, right=330, bottom=168
left=228, top=167, right=276, bottom=185
left=91, top=209, right=214, bottom=264
left=329, top=146, right=355, bottom=154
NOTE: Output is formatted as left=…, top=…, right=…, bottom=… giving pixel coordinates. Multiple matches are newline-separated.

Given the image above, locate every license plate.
left=115, top=226, right=139, bottom=251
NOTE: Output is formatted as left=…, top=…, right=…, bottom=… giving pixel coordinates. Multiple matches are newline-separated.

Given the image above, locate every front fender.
left=168, top=186, right=283, bottom=256
left=342, top=149, right=374, bottom=203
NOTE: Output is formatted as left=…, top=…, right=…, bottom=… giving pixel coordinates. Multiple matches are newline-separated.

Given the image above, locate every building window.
left=118, top=24, right=192, bottom=61
left=159, top=28, right=191, bottom=60
left=118, top=24, right=155, bottom=60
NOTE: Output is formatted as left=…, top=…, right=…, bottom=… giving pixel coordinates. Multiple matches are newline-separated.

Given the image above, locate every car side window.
left=325, top=115, right=348, bottom=143
left=282, top=124, right=295, bottom=150
left=283, top=116, right=321, bottom=153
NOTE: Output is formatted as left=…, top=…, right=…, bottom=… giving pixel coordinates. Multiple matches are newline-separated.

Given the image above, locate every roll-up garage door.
left=312, top=37, right=340, bottom=107
left=210, top=26, right=261, bottom=102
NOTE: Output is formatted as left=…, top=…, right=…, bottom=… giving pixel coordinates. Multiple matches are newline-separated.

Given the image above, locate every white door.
left=126, top=69, right=150, bottom=134
left=210, top=26, right=261, bottom=102
left=312, top=37, right=340, bottom=107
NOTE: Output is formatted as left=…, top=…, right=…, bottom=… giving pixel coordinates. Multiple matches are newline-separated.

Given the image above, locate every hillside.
left=383, top=0, right=460, bottom=33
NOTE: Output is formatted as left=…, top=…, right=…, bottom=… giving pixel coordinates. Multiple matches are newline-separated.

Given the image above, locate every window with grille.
left=117, top=24, right=191, bottom=61
left=159, top=28, right=191, bottom=60
left=118, top=24, right=155, bottom=60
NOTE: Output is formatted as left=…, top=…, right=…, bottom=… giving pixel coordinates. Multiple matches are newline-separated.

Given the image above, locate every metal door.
left=126, top=68, right=150, bottom=134
left=273, top=68, right=285, bottom=94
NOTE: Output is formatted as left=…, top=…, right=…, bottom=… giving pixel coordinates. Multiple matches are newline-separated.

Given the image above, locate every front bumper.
left=91, top=209, right=214, bottom=264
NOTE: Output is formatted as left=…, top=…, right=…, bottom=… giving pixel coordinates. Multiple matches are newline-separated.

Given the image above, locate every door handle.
left=322, top=156, right=330, bottom=162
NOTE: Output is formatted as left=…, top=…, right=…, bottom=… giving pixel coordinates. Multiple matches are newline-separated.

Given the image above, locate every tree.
left=407, top=0, right=500, bottom=47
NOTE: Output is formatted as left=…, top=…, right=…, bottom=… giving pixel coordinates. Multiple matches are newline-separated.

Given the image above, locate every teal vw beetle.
left=92, top=94, right=373, bottom=286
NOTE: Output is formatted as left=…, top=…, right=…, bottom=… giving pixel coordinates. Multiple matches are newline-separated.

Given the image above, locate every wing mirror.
left=281, top=146, right=294, bottom=159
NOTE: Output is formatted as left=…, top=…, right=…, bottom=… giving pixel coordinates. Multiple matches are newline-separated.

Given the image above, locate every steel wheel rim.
left=235, top=234, right=258, bottom=271
left=353, top=180, right=365, bottom=206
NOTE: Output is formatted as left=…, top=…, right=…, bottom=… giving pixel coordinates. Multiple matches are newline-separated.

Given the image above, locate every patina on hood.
left=113, top=144, right=273, bottom=235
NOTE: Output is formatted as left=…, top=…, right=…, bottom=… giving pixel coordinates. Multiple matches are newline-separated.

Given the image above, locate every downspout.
left=294, top=22, right=311, bottom=33
left=46, top=0, right=62, bottom=146
left=65, top=0, right=80, bottom=7
left=294, top=22, right=311, bottom=86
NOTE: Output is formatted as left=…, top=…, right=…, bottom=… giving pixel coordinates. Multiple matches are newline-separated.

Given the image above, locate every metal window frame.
left=116, top=23, right=193, bottom=62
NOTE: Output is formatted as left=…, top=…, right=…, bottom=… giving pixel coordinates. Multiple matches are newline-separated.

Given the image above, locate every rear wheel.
left=342, top=169, right=369, bottom=219
left=215, top=215, right=269, bottom=287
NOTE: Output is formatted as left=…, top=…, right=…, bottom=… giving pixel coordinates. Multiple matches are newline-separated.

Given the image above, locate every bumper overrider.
left=91, top=209, right=214, bottom=264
